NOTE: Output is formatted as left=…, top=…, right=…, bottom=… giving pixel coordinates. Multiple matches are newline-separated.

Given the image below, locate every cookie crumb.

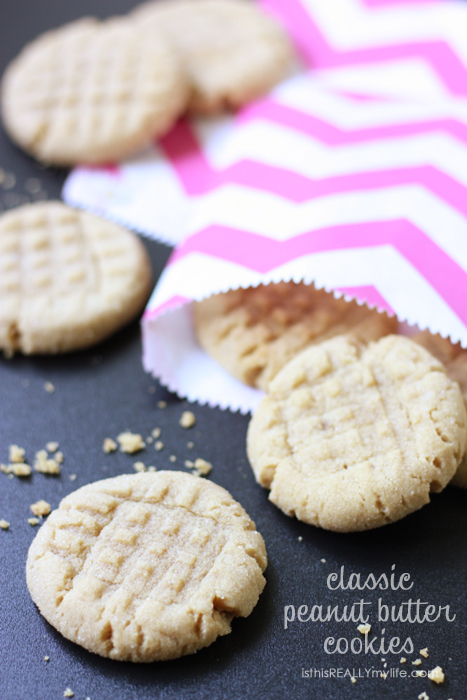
left=418, top=693, right=429, bottom=700
left=400, top=657, right=407, bottom=663
left=321, top=558, right=326, bottom=563
left=185, top=460, right=194, bottom=468
left=152, top=428, right=161, bottom=439
left=103, top=438, right=117, bottom=453
left=146, top=436, right=153, bottom=444
left=30, top=500, right=51, bottom=517
left=69, top=474, right=77, bottom=481
left=28, top=517, right=39, bottom=526
left=4, top=462, right=32, bottom=477
left=428, top=666, right=445, bottom=684
left=155, top=441, right=164, bottom=451
left=180, top=411, right=196, bottom=428
left=147, top=466, right=157, bottom=472
left=193, top=458, right=212, bottom=476
left=350, top=676, right=356, bottom=684
left=133, top=461, right=146, bottom=473
left=412, top=659, right=422, bottom=666
left=0, top=519, right=10, bottom=530
left=55, top=451, right=64, bottom=464
left=64, top=689, right=74, bottom=698
left=46, top=441, right=58, bottom=453
left=9, top=444, right=25, bottom=463
left=187, top=441, right=194, bottom=449
left=117, top=432, right=145, bottom=454
left=420, top=648, right=429, bottom=658
left=169, top=455, right=176, bottom=463
left=34, top=450, right=60, bottom=475
left=298, top=536, right=303, bottom=541
left=44, top=381, right=55, bottom=393
left=157, top=400, right=167, bottom=409
left=44, top=655, right=49, bottom=661
left=357, top=623, right=371, bottom=635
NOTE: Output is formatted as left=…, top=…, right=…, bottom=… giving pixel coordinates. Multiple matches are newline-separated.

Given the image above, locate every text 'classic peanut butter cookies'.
left=247, top=335, right=467, bottom=532
left=0, top=202, right=152, bottom=355
left=194, top=282, right=398, bottom=391
left=1, top=17, right=188, bottom=165
left=413, top=330, right=467, bottom=488
left=132, top=0, right=294, bottom=114
left=26, top=471, right=267, bottom=661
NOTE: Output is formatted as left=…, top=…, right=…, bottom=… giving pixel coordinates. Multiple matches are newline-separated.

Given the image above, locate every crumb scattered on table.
left=103, top=438, right=117, bottom=453
left=46, top=442, right=58, bottom=453
left=44, top=381, right=55, bottom=393
left=28, top=517, right=39, bottom=526
left=64, top=689, right=74, bottom=698
left=192, top=458, right=212, bottom=477
left=0, top=519, right=10, bottom=530
left=157, top=400, right=167, bottom=409
left=400, top=657, right=407, bottom=663
left=69, top=474, right=77, bottom=481
left=321, top=558, right=326, bottom=563
left=147, top=466, right=157, bottom=472
left=357, top=623, right=371, bottom=635
left=34, top=449, right=60, bottom=475
left=117, top=432, right=145, bottom=454
left=30, top=500, right=51, bottom=517
left=155, top=441, right=164, bottom=451
left=44, top=656, right=49, bottom=661
left=169, top=455, right=176, bottom=463
left=2, top=462, right=31, bottom=477
left=428, top=666, right=445, bottom=684
left=420, top=648, right=429, bottom=658
left=133, top=462, right=146, bottom=473
left=180, top=411, right=196, bottom=428
left=9, top=444, right=25, bottom=463
left=152, top=428, right=161, bottom=439
left=418, top=693, right=429, bottom=700
left=185, top=460, right=194, bottom=468
left=187, top=441, right=194, bottom=449
left=412, top=659, right=422, bottom=666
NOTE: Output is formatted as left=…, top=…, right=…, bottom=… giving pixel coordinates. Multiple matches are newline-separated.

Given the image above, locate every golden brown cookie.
left=26, top=471, right=267, bottom=661
left=194, top=282, right=398, bottom=391
left=1, top=17, right=188, bottom=165
left=0, top=202, right=152, bottom=354
left=413, top=330, right=467, bottom=487
left=247, top=335, right=467, bottom=532
left=132, top=0, right=294, bottom=114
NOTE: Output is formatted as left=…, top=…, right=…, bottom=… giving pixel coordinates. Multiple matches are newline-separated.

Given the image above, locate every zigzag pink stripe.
left=143, top=294, right=189, bottom=320
left=169, top=220, right=467, bottom=326
left=160, top=123, right=467, bottom=218
left=336, top=285, right=394, bottom=315
left=239, top=99, right=467, bottom=145
left=261, top=0, right=467, bottom=96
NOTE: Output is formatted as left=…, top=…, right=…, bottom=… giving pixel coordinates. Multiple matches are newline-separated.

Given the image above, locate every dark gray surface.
left=1, top=2, right=466, bottom=699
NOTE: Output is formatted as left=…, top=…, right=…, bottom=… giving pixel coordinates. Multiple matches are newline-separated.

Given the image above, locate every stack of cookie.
left=194, top=282, right=467, bottom=532
left=1, top=0, right=295, bottom=166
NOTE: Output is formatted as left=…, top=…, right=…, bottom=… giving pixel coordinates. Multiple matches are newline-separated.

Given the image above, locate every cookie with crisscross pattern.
left=26, top=471, right=267, bottom=661
left=0, top=202, right=152, bottom=354
left=247, top=335, right=467, bottom=532
left=1, top=16, right=188, bottom=165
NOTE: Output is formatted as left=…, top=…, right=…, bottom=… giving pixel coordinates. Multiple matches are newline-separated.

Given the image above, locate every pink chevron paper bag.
left=62, top=0, right=467, bottom=412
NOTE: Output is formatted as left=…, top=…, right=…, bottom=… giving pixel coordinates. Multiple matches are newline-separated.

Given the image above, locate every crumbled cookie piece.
left=9, top=444, right=25, bottom=463
left=180, top=411, right=196, bottom=428
left=155, top=441, right=164, bottom=451
left=169, top=455, right=176, bottom=463
left=44, top=381, right=55, bottom=393
left=44, top=656, right=49, bottom=661
left=400, top=657, right=407, bottom=664
left=147, top=466, right=157, bottom=472
left=63, top=690, right=74, bottom=698
left=69, top=474, right=77, bottom=481
left=152, top=428, right=161, bottom=439
left=2, top=462, right=32, bottom=476
left=34, top=450, right=60, bottom=475
left=55, top=451, right=64, bottom=464
left=193, top=458, right=212, bottom=477
left=103, top=438, right=117, bottom=453
left=0, top=519, right=10, bottom=529
left=46, top=441, right=59, bottom=453
left=418, top=693, right=429, bottom=700
left=428, top=666, right=445, bottom=684
left=28, top=517, right=39, bottom=526
left=185, top=460, right=194, bottom=468
left=412, top=659, right=422, bottom=666
left=420, top=648, right=429, bottom=658
left=350, top=676, right=357, bottom=684
left=146, top=436, right=153, bottom=444
left=157, top=400, right=167, bottom=409
left=357, top=623, right=371, bottom=635
left=187, top=441, right=194, bottom=449
left=30, top=499, right=51, bottom=517
left=320, top=559, right=326, bottom=563
left=133, top=462, right=146, bottom=473
left=117, top=432, right=145, bottom=454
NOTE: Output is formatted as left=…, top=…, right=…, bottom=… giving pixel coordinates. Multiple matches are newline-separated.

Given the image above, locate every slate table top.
left=1, top=2, right=466, bottom=699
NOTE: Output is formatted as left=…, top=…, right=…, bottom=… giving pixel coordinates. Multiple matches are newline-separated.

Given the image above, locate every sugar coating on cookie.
left=0, top=202, right=152, bottom=354
left=247, top=335, right=467, bottom=532
left=413, top=330, right=467, bottom=488
left=26, top=471, right=267, bottom=661
left=1, top=17, right=188, bottom=165
left=194, top=282, right=398, bottom=391
left=132, top=0, right=294, bottom=114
